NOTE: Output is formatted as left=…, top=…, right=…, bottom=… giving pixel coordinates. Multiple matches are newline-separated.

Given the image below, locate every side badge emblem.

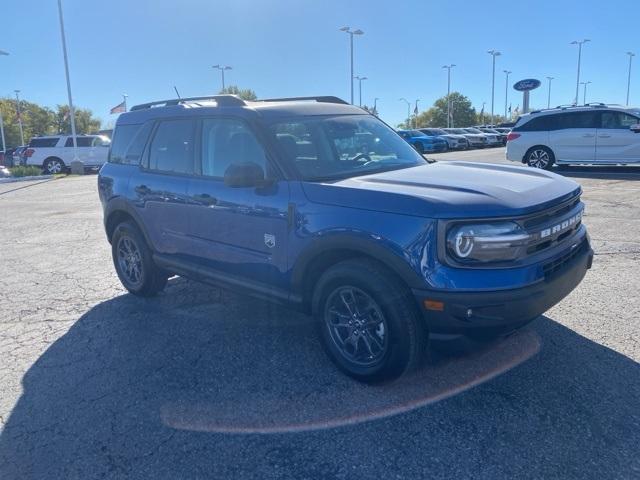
left=264, top=234, right=276, bottom=249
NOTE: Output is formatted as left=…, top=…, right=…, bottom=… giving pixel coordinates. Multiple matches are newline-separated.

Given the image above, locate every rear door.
left=88, top=136, right=110, bottom=166
left=130, top=118, right=196, bottom=255
left=595, top=111, right=640, bottom=163
left=65, top=136, right=92, bottom=163
left=548, top=111, right=598, bottom=162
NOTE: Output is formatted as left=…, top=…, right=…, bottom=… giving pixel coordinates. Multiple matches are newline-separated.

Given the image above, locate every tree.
left=219, top=85, right=258, bottom=101
left=415, top=92, right=477, bottom=128
left=52, top=105, right=101, bottom=135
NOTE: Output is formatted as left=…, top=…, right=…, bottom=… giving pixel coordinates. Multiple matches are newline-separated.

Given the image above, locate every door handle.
left=135, top=184, right=150, bottom=195
left=582, top=134, right=595, bottom=138
left=193, top=193, right=218, bottom=206
left=598, top=135, right=611, bottom=138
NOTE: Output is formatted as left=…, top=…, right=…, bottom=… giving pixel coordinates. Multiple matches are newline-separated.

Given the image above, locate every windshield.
left=465, top=128, right=483, bottom=133
left=430, top=129, right=446, bottom=135
left=269, top=115, right=426, bottom=181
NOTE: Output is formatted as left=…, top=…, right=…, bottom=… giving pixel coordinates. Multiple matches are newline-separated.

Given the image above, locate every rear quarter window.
left=514, top=116, right=551, bottom=132
left=28, top=138, right=60, bottom=148
left=109, top=123, right=153, bottom=165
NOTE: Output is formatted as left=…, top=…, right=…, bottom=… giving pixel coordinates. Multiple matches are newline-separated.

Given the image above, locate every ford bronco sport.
left=98, top=95, right=593, bottom=382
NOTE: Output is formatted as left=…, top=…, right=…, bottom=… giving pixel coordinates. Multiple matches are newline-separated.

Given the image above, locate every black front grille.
left=543, top=239, right=587, bottom=278
left=523, top=197, right=581, bottom=229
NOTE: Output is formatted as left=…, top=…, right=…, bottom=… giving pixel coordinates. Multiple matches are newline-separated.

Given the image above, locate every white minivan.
left=24, top=135, right=111, bottom=174
left=506, top=105, right=640, bottom=169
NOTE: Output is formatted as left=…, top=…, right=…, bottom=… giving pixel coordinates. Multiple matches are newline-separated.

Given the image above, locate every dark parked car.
left=98, top=95, right=593, bottom=382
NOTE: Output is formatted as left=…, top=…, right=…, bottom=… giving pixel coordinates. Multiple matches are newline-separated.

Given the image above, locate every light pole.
left=373, top=97, right=379, bottom=116
left=57, top=0, right=80, bottom=171
left=571, top=39, right=590, bottom=105
left=0, top=49, right=8, bottom=152
left=626, top=52, right=635, bottom=105
left=580, top=81, right=592, bottom=104
left=14, top=90, right=24, bottom=146
left=488, top=50, right=501, bottom=125
left=399, top=98, right=411, bottom=128
left=122, top=93, right=128, bottom=112
left=212, top=65, right=232, bottom=91
left=546, top=76, right=554, bottom=108
left=442, top=64, right=455, bottom=127
left=503, top=70, right=511, bottom=121
left=340, top=27, right=364, bottom=105
left=354, top=75, right=367, bottom=106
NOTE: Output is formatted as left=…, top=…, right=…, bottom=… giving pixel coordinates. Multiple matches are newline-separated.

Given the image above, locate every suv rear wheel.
left=525, top=146, right=555, bottom=170
left=111, top=221, right=168, bottom=296
left=43, top=157, right=65, bottom=174
left=312, top=258, right=427, bottom=383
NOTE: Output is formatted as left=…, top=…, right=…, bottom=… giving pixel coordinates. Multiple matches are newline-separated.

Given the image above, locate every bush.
left=9, top=165, right=44, bottom=177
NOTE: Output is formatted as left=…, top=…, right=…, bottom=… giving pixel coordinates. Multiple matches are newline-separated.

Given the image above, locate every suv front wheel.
left=43, top=157, right=65, bottom=174
left=312, top=258, right=427, bottom=383
left=525, top=146, right=555, bottom=170
left=111, top=221, right=168, bottom=296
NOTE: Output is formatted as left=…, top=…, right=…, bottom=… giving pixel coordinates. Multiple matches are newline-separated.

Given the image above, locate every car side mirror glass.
left=630, top=124, right=640, bottom=133
left=223, top=162, right=265, bottom=188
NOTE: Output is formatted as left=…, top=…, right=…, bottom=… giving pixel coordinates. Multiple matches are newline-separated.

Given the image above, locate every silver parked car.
left=419, top=128, right=469, bottom=150
left=444, top=128, right=488, bottom=148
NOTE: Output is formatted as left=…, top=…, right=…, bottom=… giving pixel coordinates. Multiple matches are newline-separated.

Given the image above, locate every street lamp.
left=503, top=70, right=512, bottom=121
left=57, top=0, right=80, bottom=171
left=487, top=50, right=501, bottom=125
left=14, top=90, right=25, bottom=146
left=580, top=81, right=592, bottom=104
left=626, top=52, right=635, bottom=106
left=212, top=64, right=232, bottom=91
left=571, top=39, right=590, bottom=105
left=442, top=64, right=456, bottom=127
left=373, top=97, right=379, bottom=116
left=0, top=50, right=8, bottom=152
left=546, top=76, right=554, bottom=108
left=399, top=98, right=411, bottom=128
left=339, top=26, right=364, bottom=105
left=354, top=75, right=368, bottom=106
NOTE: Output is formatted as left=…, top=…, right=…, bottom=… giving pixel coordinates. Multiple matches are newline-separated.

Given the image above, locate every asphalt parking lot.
left=1, top=149, right=639, bottom=479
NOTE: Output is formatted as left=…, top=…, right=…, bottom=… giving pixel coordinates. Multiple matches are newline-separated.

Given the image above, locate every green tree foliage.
left=415, top=92, right=477, bottom=128
left=219, top=85, right=258, bottom=101
left=0, top=98, right=101, bottom=149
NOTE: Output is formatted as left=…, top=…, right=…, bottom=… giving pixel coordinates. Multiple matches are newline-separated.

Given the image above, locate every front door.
left=596, top=110, right=640, bottom=163
left=548, top=111, right=598, bottom=162
left=186, top=117, right=290, bottom=290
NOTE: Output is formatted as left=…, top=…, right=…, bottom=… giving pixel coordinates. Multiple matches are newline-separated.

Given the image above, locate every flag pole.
left=122, top=94, right=128, bottom=112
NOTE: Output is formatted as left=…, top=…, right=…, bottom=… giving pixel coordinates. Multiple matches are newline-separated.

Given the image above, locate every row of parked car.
left=396, top=126, right=510, bottom=154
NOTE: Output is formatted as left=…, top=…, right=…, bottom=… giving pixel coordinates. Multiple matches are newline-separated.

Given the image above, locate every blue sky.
left=1, top=0, right=638, bottom=127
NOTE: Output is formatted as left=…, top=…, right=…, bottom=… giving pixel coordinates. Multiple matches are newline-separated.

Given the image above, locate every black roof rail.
left=130, top=95, right=246, bottom=111
left=257, top=96, right=349, bottom=105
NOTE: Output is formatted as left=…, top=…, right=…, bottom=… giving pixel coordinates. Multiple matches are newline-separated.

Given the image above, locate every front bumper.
left=413, top=240, right=593, bottom=338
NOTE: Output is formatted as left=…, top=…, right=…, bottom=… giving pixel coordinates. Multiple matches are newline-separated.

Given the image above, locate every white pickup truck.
left=24, top=135, right=111, bottom=173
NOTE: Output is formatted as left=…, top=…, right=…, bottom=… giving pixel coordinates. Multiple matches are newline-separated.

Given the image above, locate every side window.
left=29, top=138, right=60, bottom=148
left=601, top=111, right=639, bottom=129
left=551, top=112, right=598, bottom=130
left=92, top=136, right=110, bottom=147
left=200, top=118, right=267, bottom=177
left=148, top=119, right=195, bottom=174
left=109, top=123, right=152, bottom=165
left=65, top=137, right=93, bottom=147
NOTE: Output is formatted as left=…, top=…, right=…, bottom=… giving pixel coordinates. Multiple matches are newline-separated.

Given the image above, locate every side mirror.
left=223, top=162, right=265, bottom=188
left=630, top=124, right=640, bottom=133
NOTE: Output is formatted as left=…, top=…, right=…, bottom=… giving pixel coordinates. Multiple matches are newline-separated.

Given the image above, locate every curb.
left=0, top=175, right=54, bottom=184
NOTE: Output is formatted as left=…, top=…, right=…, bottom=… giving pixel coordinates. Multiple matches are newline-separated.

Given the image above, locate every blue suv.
left=396, top=129, right=448, bottom=154
left=98, top=95, right=593, bottom=382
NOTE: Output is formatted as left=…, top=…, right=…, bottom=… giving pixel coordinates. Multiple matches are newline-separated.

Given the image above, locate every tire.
left=312, top=258, right=428, bottom=383
left=414, top=142, right=425, bottom=154
left=43, top=157, right=65, bottom=174
left=111, top=221, right=167, bottom=297
left=525, top=146, right=555, bottom=170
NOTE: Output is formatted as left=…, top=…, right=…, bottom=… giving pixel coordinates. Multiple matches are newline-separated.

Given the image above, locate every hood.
left=441, top=134, right=465, bottom=139
left=462, top=133, right=485, bottom=139
left=301, top=162, right=581, bottom=219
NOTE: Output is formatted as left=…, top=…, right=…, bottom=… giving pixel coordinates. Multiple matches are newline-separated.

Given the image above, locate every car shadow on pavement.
left=0, top=278, right=638, bottom=478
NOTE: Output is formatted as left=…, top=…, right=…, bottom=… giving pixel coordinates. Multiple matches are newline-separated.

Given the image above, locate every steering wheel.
left=351, top=153, right=372, bottom=163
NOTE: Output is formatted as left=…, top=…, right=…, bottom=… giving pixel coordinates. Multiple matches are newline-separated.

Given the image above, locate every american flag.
left=110, top=101, right=126, bottom=114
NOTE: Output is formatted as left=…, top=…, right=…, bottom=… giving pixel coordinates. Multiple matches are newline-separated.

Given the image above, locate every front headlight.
left=446, top=222, right=530, bottom=263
